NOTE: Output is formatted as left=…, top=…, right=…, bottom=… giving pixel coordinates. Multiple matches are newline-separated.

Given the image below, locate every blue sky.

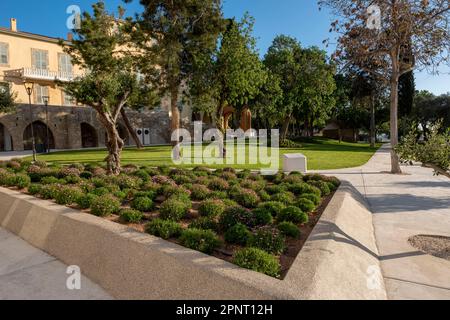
left=0, top=0, right=448, bottom=94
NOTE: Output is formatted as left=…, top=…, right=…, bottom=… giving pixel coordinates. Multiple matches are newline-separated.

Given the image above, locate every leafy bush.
left=39, top=184, right=60, bottom=200
left=322, top=176, right=340, bottom=190
left=228, top=185, right=242, bottom=198
left=28, top=183, right=42, bottom=195
left=55, top=186, right=83, bottom=205
left=146, top=218, right=182, bottom=240
left=198, top=199, right=225, bottom=218
left=277, top=222, right=301, bottom=238
left=80, top=171, right=93, bottom=179
left=280, top=139, right=302, bottom=148
left=257, top=201, right=286, bottom=217
left=133, top=169, right=150, bottom=182
left=159, top=184, right=190, bottom=198
left=75, top=193, right=97, bottom=209
left=90, top=195, right=120, bottom=217
left=92, top=187, right=110, bottom=196
left=131, top=196, right=154, bottom=212
left=234, top=189, right=260, bottom=208
left=270, top=192, right=294, bottom=205
left=190, top=184, right=210, bottom=200
left=208, top=178, right=229, bottom=191
left=117, top=175, right=142, bottom=190
left=295, top=198, right=316, bottom=213
left=172, top=174, right=192, bottom=185
left=283, top=174, right=304, bottom=184
left=236, top=169, right=251, bottom=179
left=299, top=193, right=321, bottom=206
left=240, top=179, right=266, bottom=192
left=224, top=223, right=252, bottom=245
left=12, top=174, right=31, bottom=189
left=120, top=209, right=144, bottom=223
left=265, top=184, right=287, bottom=195
left=233, top=248, right=280, bottom=277
left=40, top=176, right=61, bottom=185
left=249, top=226, right=286, bottom=255
left=287, top=182, right=312, bottom=195
left=91, top=177, right=107, bottom=188
left=221, top=171, right=238, bottom=181
left=257, top=190, right=271, bottom=202
left=207, top=191, right=228, bottom=200
left=278, top=206, right=309, bottom=224
left=252, top=208, right=274, bottom=226
left=307, top=181, right=331, bottom=196
left=220, top=206, right=254, bottom=230
left=159, top=198, right=190, bottom=221
left=179, top=229, right=221, bottom=254
left=189, top=217, right=219, bottom=232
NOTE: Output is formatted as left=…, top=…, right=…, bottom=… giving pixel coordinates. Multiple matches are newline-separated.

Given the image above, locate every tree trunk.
left=121, top=109, right=143, bottom=149
left=170, top=87, right=181, bottom=160
left=98, top=113, right=124, bottom=175
left=369, top=95, right=376, bottom=148
left=280, top=114, right=292, bottom=141
left=390, top=66, right=402, bottom=174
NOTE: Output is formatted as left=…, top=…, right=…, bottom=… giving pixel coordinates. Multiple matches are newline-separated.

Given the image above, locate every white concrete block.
left=283, top=153, right=307, bottom=173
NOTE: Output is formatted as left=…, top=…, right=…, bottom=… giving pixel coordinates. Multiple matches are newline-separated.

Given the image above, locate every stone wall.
left=0, top=104, right=171, bottom=151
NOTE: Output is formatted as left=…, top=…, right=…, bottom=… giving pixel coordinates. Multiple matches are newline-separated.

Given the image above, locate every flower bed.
left=0, top=159, right=340, bottom=279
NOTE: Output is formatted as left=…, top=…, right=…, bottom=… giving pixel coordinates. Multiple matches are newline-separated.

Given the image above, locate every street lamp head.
left=23, top=81, right=34, bottom=96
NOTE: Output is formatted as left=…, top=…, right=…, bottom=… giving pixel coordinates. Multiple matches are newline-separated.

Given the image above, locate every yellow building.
left=0, top=18, right=81, bottom=106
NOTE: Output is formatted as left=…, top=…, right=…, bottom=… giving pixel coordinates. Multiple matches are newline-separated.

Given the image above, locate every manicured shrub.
left=146, top=219, right=182, bottom=240
left=234, top=189, right=260, bottom=208
left=277, top=222, right=301, bottom=238
left=299, top=193, right=321, bottom=206
left=131, top=196, right=154, bottom=212
left=257, top=190, right=271, bottom=202
left=144, top=167, right=160, bottom=177
left=208, top=178, right=229, bottom=191
left=303, top=173, right=323, bottom=182
left=6, top=160, right=21, bottom=171
left=189, top=217, right=219, bottom=232
left=13, top=174, right=31, bottom=189
left=240, top=179, right=266, bottom=192
left=80, top=171, right=93, bottom=179
left=220, top=206, right=254, bottom=230
left=198, top=199, right=225, bottom=218
left=133, top=169, right=150, bottom=182
left=270, top=192, right=294, bottom=205
left=278, top=206, right=309, bottom=224
left=233, top=248, right=281, bottom=278
left=117, top=175, right=142, bottom=190
left=76, top=193, right=97, bottom=210
left=222, top=199, right=238, bottom=207
left=133, top=191, right=156, bottom=200
left=90, top=195, right=120, bottom=217
left=58, top=167, right=81, bottom=178
left=65, top=175, right=82, bottom=184
left=179, top=229, right=221, bottom=254
left=224, top=223, right=252, bottom=245
left=323, top=176, right=340, bottom=189
left=159, top=198, right=190, bottom=221
left=221, top=171, right=237, bottom=181
left=307, top=180, right=331, bottom=196
left=265, top=184, right=287, bottom=195
left=249, top=226, right=286, bottom=255
left=158, top=165, right=171, bottom=175
left=172, top=175, right=192, bottom=185
left=283, top=174, right=304, bottom=184
left=91, top=177, right=107, bottom=188
left=228, top=185, right=242, bottom=198
left=252, top=208, right=274, bottom=226
left=39, top=184, right=60, bottom=200
left=41, top=176, right=62, bottom=185
left=120, top=209, right=144, bottom=223
left=295, top=198, right=316, bottom=213
left=236, top=169, right=251, bottom=179
left=28, top=184, right=42, bottom=195
left=54, top=186, right=83, bottom=205
left=195, top=176, right=210, bottom=186
left=223, top=167, right=236, bottom=174
left=159, top=184, right=190, bottom=198
left=257, top=201, right=286, bottom=217
left=207, top=191, right=228, bottom=200
left=287, top=182, right=312, bottom=195
left=190, top=184, right=210, bottom=201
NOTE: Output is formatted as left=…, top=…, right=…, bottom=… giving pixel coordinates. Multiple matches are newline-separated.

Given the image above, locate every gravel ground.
left=409, top=235, right=450, bottom=261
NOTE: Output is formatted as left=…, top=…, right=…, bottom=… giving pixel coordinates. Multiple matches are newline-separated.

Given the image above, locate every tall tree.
left=398, top=71, right=415, bottom=118
left=127, top=0, right=223, bottom=151
left=0, top=84, right=16, bottom=113
left=60, top=2, right=144, bottom=174
left=320, top=0, right=450, bottom=173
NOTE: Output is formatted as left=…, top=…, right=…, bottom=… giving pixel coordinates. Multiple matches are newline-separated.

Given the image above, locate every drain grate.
left=408, top=235, right=450, bottom=261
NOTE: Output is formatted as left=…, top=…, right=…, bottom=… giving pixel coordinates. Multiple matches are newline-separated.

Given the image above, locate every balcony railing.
left=21, top=67, right=76, bottom=82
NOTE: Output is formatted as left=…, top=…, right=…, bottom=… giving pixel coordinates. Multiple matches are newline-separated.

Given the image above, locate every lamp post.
left=43, top=96, right=50, bottom=153
left=23, top=81, right=36, bottom=162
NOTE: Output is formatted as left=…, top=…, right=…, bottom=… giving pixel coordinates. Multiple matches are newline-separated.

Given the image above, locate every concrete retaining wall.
left=0, top=183, right=387, bottom=300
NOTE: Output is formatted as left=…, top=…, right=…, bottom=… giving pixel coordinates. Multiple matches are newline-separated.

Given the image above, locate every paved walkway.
left=0, top=151, right=32, bottom=161
left=317, top=144, right=450, bottom=300
left=0, top=228, right=113, bottom=300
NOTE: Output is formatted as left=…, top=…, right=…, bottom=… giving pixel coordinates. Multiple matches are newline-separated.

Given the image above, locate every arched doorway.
left=0, top=123, right=13, bottom=152
left=23, top=121, right=55, bottom=152
left=81, top=123, right=98, bottom=148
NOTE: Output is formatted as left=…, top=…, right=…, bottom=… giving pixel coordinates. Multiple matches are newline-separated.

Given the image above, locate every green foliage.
left=12, top=174, right=31, bottom=189
left=120, top=209, right=144, bottom=223
left=159, top=198, right=190, bottom=221
left=278, top=206, right=309, bottom=224
left=249, top=227, right=286, bottom=255
left=224, top=223, right=252, bottom=245
left=55, top=186, right=83, bottom=205
left=270, top=192, right=294, bottom=205
left=131, top=196, right=154, bottom=212
left=295, top=198, right=316, bottom=213
left=179, top=229, right=221, bottom=254
left=189, top=217, right=219, bottom=232
left=208, top=178, right=229, bottom=191
left=76, top=193, right=97, bottom=210
left=190, top=184, right=210, bottom=201
left=0, top=83, right=16, bottom=113
left=257, top=201, right=286, bottom=217
left=92, top=187, right=110, bottom=196
left=299, top=193, right=321, bottom=206
left=27, top=184, right=42, bottom=195
left=220, top=206, right=254, bottom=230
left=234, top=189, right=260, bottom=208
left=146, top=219, right=182, bottom=240
left=307, top=181, right=331, bottom=196
left=233, top=248, right=281, bottom=277
left=39, top=184, right=60, bottom=200
left=198, top=199, right=225, bottom=218
left=90, top=195, right=120, bottom=217
left=277, top=221, right=301, bottom=239
left=252, top=208, right=274, bottom=226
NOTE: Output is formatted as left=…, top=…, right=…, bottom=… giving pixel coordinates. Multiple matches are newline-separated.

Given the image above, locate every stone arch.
left=0, top=122, right=13, bottom=152
left=23, top=121, right=55, bottom=152
left=80, top=122, right=98, bottom=148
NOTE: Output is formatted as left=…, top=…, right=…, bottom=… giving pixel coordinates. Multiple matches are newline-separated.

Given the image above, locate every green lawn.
left=26, top=138, right=381, bottom=170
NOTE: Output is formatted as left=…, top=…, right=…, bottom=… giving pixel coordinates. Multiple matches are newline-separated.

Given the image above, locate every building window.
left=58, top=53, right=73, bottom=74
left=62, top=91, right=75, bottom=106
left=31, top=49, right=49, bottom=70
left=34, top=84, right=49, bottom=104
left=0, top=43, right=9, bottom=65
